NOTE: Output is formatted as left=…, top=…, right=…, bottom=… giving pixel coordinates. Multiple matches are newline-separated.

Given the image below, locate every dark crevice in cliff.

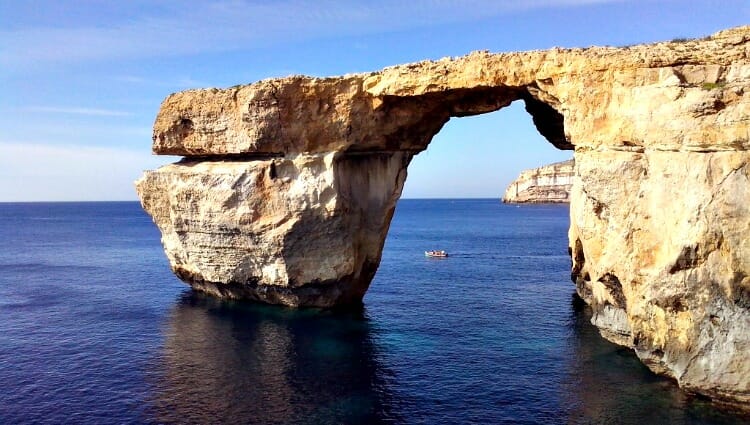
left=654, top=295, right=689, bottom=313
left=669, top=245, right=703, bottom=274
left=571, top=238, right=586, bottom=277
left=735, top=286, right=750, bottom=310
left=268, top=161, right=277, bottom=179
left=521, top=89, right=573, bottom=151
left=571, top=238, right=594, bottom=303
left=599, top=273, right=626, bottom=308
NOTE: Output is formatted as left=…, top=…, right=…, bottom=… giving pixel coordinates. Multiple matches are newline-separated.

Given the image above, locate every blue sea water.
left=0, top=200, right=748, bottom=424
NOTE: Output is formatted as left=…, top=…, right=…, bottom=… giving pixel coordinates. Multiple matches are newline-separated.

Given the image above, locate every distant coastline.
left=502, top=159, right=574, bottom=204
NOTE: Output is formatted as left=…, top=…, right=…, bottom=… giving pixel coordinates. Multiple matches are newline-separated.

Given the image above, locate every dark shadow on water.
left=144, top=290, right=750, bottom=424
left=147, top=291, right=398, bottom=425
left=563, top=294, right=750, bottom=425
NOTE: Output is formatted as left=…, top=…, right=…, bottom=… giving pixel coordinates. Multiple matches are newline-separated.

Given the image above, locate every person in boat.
left=426, top=250, right=448, bottom=257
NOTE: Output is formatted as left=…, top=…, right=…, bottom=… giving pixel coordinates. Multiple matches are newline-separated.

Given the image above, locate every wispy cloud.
left=24, top=106, right=133, bottom=117
left=0, top=0, right=625, bottom=71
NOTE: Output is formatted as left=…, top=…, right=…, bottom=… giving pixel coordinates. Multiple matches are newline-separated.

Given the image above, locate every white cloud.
left=0, top=0, right=624, bottom=70
left=24, top=106, right=132, bottom=117
left=0, top=142, right=176, bottom=201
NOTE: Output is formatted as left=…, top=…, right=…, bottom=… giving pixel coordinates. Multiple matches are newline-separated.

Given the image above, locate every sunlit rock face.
left=137, top=152, right=409, bottom=307
left=137, top=27, right=750, bottom=406
left=503, top=159, right=574, bottom=203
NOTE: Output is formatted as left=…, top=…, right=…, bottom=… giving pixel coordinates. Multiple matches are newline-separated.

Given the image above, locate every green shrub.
left=701, top=82, right=726, bottom=90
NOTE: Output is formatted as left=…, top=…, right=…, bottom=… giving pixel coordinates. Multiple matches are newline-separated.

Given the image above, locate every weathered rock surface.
left=137, top=152, right=408, bottom=306
left=503, top=159, right=574, bottom=203
left=136, top=26, right=750, bottom=407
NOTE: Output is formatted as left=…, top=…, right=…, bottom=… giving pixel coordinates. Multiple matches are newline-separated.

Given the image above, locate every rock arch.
left=137, top=27, right=750, bottom=406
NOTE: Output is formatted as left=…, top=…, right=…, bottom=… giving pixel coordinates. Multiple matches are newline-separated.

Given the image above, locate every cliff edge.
left=503, top=159, right=574, bottom=203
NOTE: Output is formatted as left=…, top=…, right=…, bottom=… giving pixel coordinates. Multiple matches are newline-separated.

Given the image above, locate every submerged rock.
left=503, top=159, right=574, bottom=203
left=137, top=26, right=750, bottom=407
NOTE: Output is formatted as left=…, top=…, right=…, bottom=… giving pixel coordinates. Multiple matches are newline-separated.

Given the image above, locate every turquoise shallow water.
left=0, top=200, right=748, bottom=424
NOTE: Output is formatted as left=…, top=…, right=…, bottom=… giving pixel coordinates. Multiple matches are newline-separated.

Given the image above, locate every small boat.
left=425, top=250, right=448, bottom=258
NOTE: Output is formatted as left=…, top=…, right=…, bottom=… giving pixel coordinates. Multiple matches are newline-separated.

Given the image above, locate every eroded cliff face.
left=503, top=159, right=574, bottom=203
left=138, top=152, right=409, bottom=307
left=569, top=150, right=750, bottom=406
left=136, top=27, right=750, bottom=406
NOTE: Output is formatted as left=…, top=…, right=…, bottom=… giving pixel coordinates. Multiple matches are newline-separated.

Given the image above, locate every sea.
left=1, top=200, right=748, bottom=424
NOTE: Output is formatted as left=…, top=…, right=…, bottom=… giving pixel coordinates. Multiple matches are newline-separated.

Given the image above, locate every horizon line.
left=0, top=197, right=518, bottom=204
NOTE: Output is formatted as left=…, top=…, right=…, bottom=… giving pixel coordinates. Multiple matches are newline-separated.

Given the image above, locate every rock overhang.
left=137, top=26, right=750, bottom=408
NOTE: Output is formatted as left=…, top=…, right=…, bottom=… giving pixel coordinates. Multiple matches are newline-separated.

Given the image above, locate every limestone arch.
left=330, top=86, right=574, bottom=300
left=137, top=27, right=750, bottom=406
left=366, top=85, right=572, bottom=157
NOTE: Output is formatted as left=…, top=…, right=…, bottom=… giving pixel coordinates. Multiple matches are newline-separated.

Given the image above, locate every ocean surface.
left=0, top=200, right=748, bottom=424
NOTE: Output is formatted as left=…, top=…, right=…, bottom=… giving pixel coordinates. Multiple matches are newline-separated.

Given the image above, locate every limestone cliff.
left=137, top=27, right=750, bottom=407
left=503, top=159, right=574, bottom=203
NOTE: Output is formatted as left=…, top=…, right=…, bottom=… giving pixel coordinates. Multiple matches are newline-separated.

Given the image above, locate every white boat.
left=425, top=250, right=448, bottom=258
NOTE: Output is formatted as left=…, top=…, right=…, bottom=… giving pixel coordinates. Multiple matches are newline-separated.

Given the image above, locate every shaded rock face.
left=503, top=159, right=574, bottom=203
left=136, top=27, right=750, bottom=407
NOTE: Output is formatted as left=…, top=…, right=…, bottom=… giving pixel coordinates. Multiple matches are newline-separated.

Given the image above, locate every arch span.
left=137, top=26, right=750, bottom=407
left=140, top=81, right=571, bottom=306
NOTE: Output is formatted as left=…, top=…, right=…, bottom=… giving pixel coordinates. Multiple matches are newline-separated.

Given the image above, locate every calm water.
left=0, top=200, right=747, bottom=424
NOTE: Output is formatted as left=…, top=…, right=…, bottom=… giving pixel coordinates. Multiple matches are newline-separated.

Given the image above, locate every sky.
left=1, top=0, right=748, bottom=201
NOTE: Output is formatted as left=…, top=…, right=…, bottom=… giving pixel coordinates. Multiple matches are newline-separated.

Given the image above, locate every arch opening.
left=401, top=95, right=573, bottom=200
left=370, top=85, right=571, bottom=156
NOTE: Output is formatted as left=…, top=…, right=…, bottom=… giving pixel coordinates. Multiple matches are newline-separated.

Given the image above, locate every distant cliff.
left=503, top=159, right=574, bottom=203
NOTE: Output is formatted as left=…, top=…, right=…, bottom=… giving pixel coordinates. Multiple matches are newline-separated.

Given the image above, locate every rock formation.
left=503, top=159, right=574, bottom=203
left=136, top=27, right=750, bottom=407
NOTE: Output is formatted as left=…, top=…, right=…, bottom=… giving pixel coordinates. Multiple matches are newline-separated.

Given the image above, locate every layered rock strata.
left=503, top=159, right=574, bottom=203
left=136, top=27, right=750, bottom=407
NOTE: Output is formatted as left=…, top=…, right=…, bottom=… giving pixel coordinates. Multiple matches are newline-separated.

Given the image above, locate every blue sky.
left=1, top=0, right=748, bottom=201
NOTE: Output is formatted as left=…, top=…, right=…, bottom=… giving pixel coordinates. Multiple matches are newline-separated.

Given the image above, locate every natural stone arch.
left=137, top=27, right=750, bottom=407
left=142, top=84, right=570, bottom=306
